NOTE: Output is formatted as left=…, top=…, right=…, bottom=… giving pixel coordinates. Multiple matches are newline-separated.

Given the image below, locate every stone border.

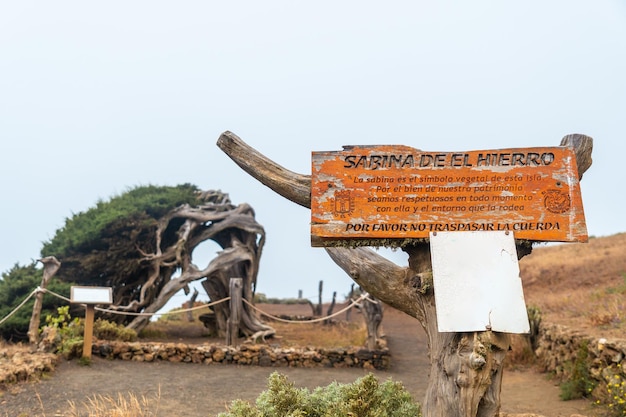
left=535, top=322, right=625, bottom=400
left=92, top=340, right=390, bottom=370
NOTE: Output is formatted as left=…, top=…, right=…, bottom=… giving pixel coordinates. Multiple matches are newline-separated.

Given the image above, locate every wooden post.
left=186, top=288, right=199, bottom=322
left=324, top=291, right=337, bottom=325
left=70, top=286, right=112, bottom=360
left=28, top=256, right=61, bottom=346
left=226, top=278, right=242, bottom=346
left=82, top=305, right=95, bottom=359
left=346, top=284, right=355, bottom=321
left=362, top=294, right=383, bottom=350
left=316, top=280, right=323, bottom=316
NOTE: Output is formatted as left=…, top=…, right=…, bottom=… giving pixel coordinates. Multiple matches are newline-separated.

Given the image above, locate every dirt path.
left=1, top=308, right=596, bottom=416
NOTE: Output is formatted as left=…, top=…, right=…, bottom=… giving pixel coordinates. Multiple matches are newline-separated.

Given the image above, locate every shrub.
left=218, top=372, right=421, bottom=417
left=597, top=364, right=626, bottom=417
left=559, top=340, right=595, bottom=400
left=41, top=305, right=84, bottom=358
left=93, top=318, right=137, bottom=342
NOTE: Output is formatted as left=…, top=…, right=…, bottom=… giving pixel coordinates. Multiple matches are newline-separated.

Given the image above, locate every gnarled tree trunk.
left=217, top=130, right=592, bottom=417
left=105, top=190, right=275, bottom=339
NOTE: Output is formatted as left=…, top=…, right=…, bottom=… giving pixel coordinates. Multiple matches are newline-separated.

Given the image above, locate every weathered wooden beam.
left=560, top=133, right=593, bottom=180
left=226, top=277, right=242, bottom=346
left=217, top=131, right=311, bottom=208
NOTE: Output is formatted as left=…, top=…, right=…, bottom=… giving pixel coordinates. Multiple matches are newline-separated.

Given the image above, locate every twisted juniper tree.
left=40, top=184, right=273, bottom=338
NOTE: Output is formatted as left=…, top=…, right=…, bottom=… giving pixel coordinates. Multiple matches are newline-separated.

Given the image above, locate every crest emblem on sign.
left=543, top=189, right=571, bottom=214
left=332, top=190, right=354, bottom=218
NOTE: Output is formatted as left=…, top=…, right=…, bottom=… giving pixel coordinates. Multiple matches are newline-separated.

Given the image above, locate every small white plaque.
left=430, top=231, right=530, bottom=334
left=70, top=286, right=113, bottom=305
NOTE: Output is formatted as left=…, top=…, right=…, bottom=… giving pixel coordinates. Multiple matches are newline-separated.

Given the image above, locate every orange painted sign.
left=311, top=145, right=587, bottom=246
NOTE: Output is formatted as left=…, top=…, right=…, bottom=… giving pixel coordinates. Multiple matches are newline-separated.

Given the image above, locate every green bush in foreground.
left=219, top=372, right=421, bottom=417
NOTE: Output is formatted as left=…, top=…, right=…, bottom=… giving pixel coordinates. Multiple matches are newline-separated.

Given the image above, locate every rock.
left=212, top=348, right=226, bottom=362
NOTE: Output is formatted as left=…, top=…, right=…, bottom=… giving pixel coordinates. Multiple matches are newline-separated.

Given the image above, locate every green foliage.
left=137, top=327, right=166, bottom=339
left=45, top=305, right=78, bottom=329
left=93, top=318, right=137, bottom=342
left=78, top=356, right=92, bottom=366
left=41, top=183, right=200, bottom=257
left=598, top=365, right=626, bottom=416
left=560, top=340, right=596, bottom=400
left=0, top=263, right=71, bottom=341
left=219, top=372, right=421, bottom=417
left=43, top=305, right=84, bottom=358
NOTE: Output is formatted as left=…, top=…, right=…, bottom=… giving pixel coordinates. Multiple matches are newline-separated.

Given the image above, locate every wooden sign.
left=311, top=145, right=587, bottom=246
left=70, top=286, right=112, bottom=360
left=70, top=286, right=112, bottom=305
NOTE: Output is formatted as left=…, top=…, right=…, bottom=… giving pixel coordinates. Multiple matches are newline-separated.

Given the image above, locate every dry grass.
left=505, top=334, right=538, bottom=370
left=520, top=232, right=626, bottom=339
left=140, top=316, right=211, bottom=340
left=66, top=388, right=161, bottom=417
left=0, top=341, right=57, bottom=388
left=268, top=320, right=367, bottom=348
left=2, top=389, right=162, bottom=417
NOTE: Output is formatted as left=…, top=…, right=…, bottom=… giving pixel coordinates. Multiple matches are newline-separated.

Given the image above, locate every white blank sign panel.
left=430, top=231, right=530, bottom=334
left=70, top=286, right=112, bottom=305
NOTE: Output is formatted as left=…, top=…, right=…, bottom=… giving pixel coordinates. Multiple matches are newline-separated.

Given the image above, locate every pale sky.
left=1, top=1, right=625, bottom=306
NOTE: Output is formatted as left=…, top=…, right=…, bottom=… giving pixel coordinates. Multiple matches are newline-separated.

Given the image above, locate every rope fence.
left=243, top=293, right=368, bottom=324
left=0, top=286, right=371, bottom=326
left=0, top=288, right=38, bottom=326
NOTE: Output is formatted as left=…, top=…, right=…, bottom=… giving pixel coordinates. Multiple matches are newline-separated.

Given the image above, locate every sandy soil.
left=0, top=307, right=597, bottom=417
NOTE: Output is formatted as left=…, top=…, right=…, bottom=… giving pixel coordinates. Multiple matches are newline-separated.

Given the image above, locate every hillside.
left=519, top=232, right=626, bottom=339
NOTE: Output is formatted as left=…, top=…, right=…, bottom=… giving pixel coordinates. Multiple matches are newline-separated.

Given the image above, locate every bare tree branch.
left=560, top=133, right=593, bottom=180
left=217, top=131, right=311, bottom=208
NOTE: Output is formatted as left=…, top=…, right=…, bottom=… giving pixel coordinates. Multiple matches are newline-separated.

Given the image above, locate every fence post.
left=226, top=278, right=242, bottom=346
left=82, top=305, right=95, bottom=359
left=362, top=295, right=383, bottom=350
left=316, top=280, right=323, bottom=316
left=186, top=288, right=199, bottom=322
left=28, top=256, right=61, bottom=346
